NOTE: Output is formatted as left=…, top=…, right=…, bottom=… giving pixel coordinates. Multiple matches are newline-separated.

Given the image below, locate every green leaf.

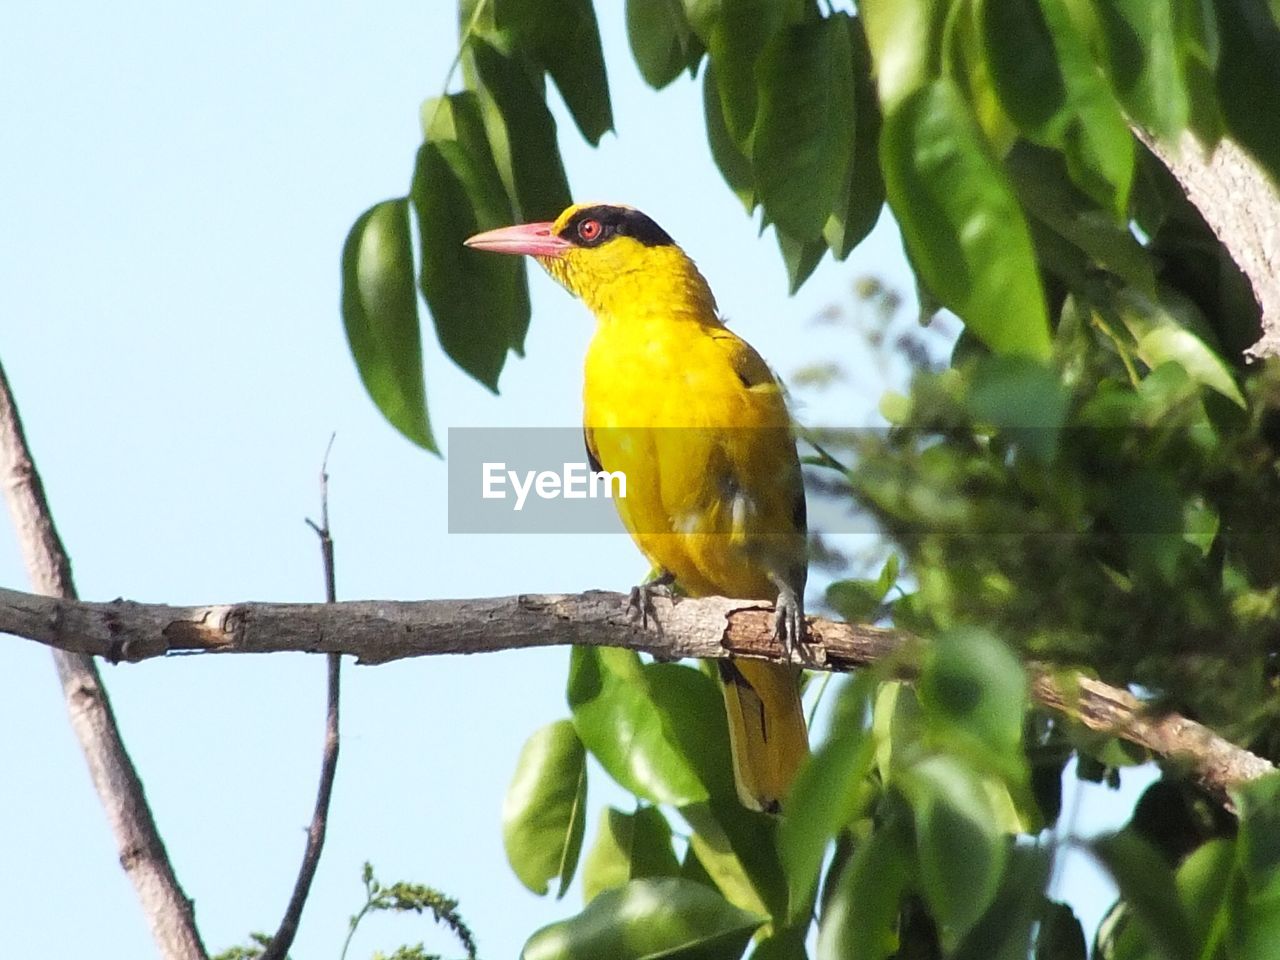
left=471, top=38, right=573, bottom=222
left=950, top=845, right=1052, bottom=960
left=341, top=199, right=436, bottom=452
left=682, top=0, right=718, bottom=40
left=703, top=63, right=756, bottom=210
left=683, top=798, right=790, bottom=921
left=966, top=355, right=1070, bottom=462
left=979, top=0, right=1134, bottom=215
left=748, top=926, right=808, bottom=960
left=860, top=0, right=946, bottom=109
left=627, top=0, right=704, bottom=89
left=1114, top=286, right=1245, bottom=407
left=494, top=0, right=614, bottom=145
left=682, top=842, right=718, bottom=888
left=1214, top=0, right=1280, bottom=187
left=704, top=0, right=799, bottom=147
left=872, top=680, right=925, bottom=786
left=503, top=720, right=589, bottom=898
left=1232, top=771, right=1280, bottom=944
left=776, top=228, right=827, bottom=294
left=904, top=755, right=1009, bottom=944
left=1235, top=771, right=1280, bottom=880
left=824, top=15, right=886, bottom=260
left=1175, top=0, right=1222, bottom=145
left=1091, top=831, right=1196, bottom=960
left=977, top=0, right=1067, bottom=137
left=1035, top=902, right=1087, bottom=960
left=1092, top=901, right=1144, bottom=960
left=1037, top=0, right=1135, bottom=215
left=918, top=627, right=1026, bottom=761
left=825, top=555, right=899, bottom=623
left=941, top=0, right=1018, bottom=150
left=1005, top=141, right=1155, bottom=293
left=582, top=806, right=681, bottom=904
left=779, top=677, right=877, bottom=922
left=1093, top=0, right=1189, bottom=140
left=567, top=648, right=719, bottom=806
left=1175, top=839, right=1235, bottom=958
left=410, top=142, right=514, bottom=390
left=521, top=878, right=765, bottom=960
left=501, top=721, right=586, bottom=901
left=815, top=813, right=912, bottom=960
left=458, top=0, right=498, bottom=40
left=881, top=79, right=1052, bottom=359
left=420, top=91, right=532, bottom=354
left=753, top=17, right=856, bottom=241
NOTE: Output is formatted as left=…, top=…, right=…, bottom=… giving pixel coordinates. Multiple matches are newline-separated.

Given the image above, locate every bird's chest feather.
left=582, top=318, right=746, bottom=428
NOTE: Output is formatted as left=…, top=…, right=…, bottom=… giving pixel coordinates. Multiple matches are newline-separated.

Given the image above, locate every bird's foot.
left=627, top=571, right=676, bottom=634
left=773, top=584, right=807, bottom=659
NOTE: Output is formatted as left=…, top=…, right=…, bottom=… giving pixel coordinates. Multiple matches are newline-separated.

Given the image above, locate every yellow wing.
left=584, top=316, right=809, bottom=811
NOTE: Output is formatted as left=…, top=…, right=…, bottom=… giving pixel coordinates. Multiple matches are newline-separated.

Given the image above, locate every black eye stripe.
left=560, top=205, right=675, bottom=248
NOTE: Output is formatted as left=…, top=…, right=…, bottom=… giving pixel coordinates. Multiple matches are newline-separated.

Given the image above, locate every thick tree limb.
left=0, top=361, right=208, bottom=960
left=1139, top=132, right=1280, bottom=359
left=0, top=585, right=1270, bottom=807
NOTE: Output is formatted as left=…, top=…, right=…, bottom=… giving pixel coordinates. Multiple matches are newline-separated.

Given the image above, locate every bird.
left=465, top=202, right=809, bottom=813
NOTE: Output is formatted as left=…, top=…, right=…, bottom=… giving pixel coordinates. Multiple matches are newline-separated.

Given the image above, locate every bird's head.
left=465, top=203, right=716, bottom=320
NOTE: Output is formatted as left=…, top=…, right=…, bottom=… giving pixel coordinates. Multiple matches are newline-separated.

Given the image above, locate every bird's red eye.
left=578, top=218, right=602, bottom=242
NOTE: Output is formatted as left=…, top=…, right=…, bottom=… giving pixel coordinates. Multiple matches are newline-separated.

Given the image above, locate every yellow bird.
left=466, top=203, right=809, bottom=812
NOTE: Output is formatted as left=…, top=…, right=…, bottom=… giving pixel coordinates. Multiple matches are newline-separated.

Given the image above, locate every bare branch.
left=260, top=439, right=342, bottom=960
left=0, top=584, right=1269, bottom=807
left=0, top=361, right=208, bottom=960
left=1138, top=132, right=1280, bottom=360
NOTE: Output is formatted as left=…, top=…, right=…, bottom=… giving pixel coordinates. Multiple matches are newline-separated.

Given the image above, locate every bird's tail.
left=717, top=658, right=809, bottom=813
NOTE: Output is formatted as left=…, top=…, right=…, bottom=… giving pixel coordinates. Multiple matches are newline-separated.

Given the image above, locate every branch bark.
left=0, top=584, right=1270, bottom=807
left=1139, top=132, right=1280, bottom=359
left=0, top=361, right=208, bottom=960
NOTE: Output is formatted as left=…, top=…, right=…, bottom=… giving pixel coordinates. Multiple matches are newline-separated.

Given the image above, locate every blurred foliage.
left=212, top=933, right=277, bottom=960
left=341, top=0, right=1280, bottom=958
left=341, top=863, right=477, bottom=960
left=216, top=864, right=477, bottom=960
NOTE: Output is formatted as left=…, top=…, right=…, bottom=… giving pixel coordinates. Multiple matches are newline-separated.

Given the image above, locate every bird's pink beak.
left=464, top=222, right=571, bottom=258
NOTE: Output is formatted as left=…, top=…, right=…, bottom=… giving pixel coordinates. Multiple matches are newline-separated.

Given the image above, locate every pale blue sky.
left=0, top=3, right=1149, bottom=957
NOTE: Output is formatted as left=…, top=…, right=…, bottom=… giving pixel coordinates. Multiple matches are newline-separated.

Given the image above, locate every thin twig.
left=260, top=435, right=342, bottom=960
left=0, top=359, right=208, bottom=960
left=0, top=585, right=1271, bottom=807
left=423, top=0, right=490, bottom=136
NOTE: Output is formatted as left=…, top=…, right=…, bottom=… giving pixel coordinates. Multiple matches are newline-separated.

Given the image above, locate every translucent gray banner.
left=447, top=426, right=1201, bottom=536
left=447, top=426, right=865, bottom=535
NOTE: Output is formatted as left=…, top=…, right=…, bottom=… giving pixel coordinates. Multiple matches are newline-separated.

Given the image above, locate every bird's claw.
left=627, top=572, right=675, bottom=635
left=773, top=585, right=806, bottom=659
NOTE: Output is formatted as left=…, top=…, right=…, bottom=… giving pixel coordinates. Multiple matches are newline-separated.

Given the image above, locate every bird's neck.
left=580, top=247, right=720, bottom=327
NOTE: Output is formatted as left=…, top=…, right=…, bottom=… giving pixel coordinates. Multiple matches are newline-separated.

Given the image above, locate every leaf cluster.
left=341, top=0, right=891, bottom=447
left=342, top=862, right=477, bottom=960
left=214, top=865, right=478, bottom=960
left=341, top=0, right=611, bottom=451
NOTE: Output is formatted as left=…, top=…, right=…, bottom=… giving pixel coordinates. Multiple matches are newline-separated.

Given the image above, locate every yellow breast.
left=583, top=312, right=804, bottom=600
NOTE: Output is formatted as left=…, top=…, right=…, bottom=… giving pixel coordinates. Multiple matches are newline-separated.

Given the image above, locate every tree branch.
left=0, top=585, right=1270, bottom=807
left=260, top=440, right=342, bottom=960
left=0, top=361, right=208, bottom=960
left=1138, top=132, right=1280, bottom=359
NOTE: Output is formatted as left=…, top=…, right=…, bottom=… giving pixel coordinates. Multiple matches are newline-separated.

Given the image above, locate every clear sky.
left=0, top=2, right=1151, bottom=957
